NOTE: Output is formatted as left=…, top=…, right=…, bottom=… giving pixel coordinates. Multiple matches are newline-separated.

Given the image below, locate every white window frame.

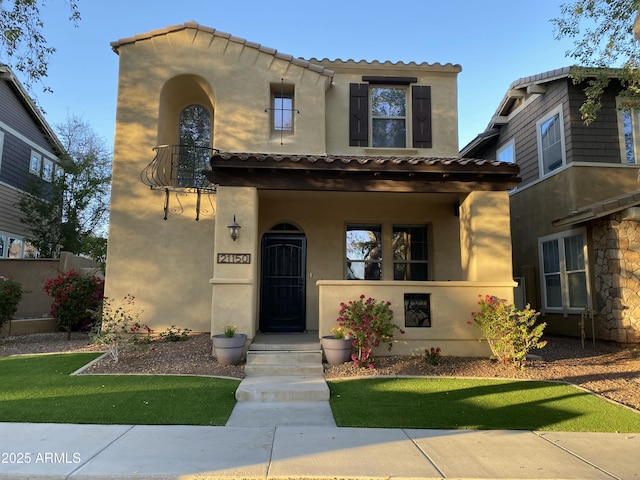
left=0, top=131, right=4, bottom=173
left=29, top=150, right=42, bottom=175
left=538, top=228, right=590, bottom=313
left=616, top=97, right=640, bottom=164
left=55, top=164, right=65, bottom=180
left=536, top=104, right=566, bottom=177
left=42, top=158, right=54, bottom=182
left=497, top=139, right=515, bottom=163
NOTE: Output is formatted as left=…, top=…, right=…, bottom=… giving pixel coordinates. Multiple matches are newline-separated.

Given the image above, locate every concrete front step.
left=235, top=376, right=330, bottom=402
left=245, top=350, right=324, bottom=376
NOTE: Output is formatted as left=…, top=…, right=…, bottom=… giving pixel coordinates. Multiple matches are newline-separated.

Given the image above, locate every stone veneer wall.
left=592, top=212, right=640, bottom=343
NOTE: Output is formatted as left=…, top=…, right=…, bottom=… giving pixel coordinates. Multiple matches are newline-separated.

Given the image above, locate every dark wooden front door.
left=259, top=234, right=306, bottom=332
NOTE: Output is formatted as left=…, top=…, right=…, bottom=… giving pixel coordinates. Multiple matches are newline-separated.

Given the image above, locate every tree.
left=18, top=115, right=111, bottom=261
left=552, top=0, right=640, bottom=124
left=0, top=0, right=80, bottom=92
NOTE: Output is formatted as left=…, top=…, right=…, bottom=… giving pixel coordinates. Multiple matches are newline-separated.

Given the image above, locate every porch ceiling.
left=206, top=153, right=520, bottom=193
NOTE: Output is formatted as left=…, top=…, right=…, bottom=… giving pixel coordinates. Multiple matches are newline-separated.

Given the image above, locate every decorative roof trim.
left=110, top=21, right=335, bottom=79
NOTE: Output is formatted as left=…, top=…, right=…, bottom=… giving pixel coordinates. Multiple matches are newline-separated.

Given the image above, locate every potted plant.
left=211, top=324, right=247, bottom=365
left=321, top=326, right=353, bottom=365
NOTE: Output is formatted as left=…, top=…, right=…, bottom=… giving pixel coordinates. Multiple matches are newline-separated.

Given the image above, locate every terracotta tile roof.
left=211, top=152, right=517, bottom=172
left=110, top=21, right=335, bottom=78
left=207, top=152, right=520, bottom=193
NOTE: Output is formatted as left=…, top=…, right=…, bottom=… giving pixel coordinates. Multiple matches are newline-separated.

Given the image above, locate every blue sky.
left=32, top=0, right=575, bottom=152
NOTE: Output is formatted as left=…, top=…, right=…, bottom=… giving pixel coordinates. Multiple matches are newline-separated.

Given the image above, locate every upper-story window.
left=536, top=105, right=566, bottom=176
left=29, top=151, right=42, bottom=175
left=371, top=87, right=407, bottom=148
left=177, top=104, right=211, bottom=188
left=617, top=98, right=640, bottom=164
left=497, top=139, right=515, bottom=163
left=350, top=82, right=432, bottom=149
left=271, top=83, right=295, bottom=133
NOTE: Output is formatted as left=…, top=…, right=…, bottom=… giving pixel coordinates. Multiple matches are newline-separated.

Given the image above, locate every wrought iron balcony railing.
left=141, top=145, right=217, bottom=192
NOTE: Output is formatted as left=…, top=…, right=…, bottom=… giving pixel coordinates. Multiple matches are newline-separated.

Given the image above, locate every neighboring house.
left=106, top=22, right=519, bottom=356
left=0, top=64, right=65, bottom=259
left=462, top=67, right=640, bottom=344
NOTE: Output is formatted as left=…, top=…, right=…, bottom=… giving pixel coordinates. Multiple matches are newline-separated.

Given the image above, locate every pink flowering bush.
left=469, top=294, right=547, bottom=368
left=43, top=270, right=104, bottom=339
left=337, top=295, right=404, bottom=368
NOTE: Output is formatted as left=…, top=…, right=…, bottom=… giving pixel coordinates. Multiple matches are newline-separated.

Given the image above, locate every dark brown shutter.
left=349, top=83, right=368, bottom=146
left=412, top=85, right=432, bottom=148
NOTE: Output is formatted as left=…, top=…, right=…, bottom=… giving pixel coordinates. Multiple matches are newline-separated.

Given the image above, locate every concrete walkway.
left=0, top=422, right=638, bottom=479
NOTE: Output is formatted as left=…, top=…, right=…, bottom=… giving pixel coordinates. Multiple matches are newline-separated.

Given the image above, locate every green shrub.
left=0, top=276, right=23, bottom=334
left=43, top=270, right=104, bottom=339
left=469, top=295, right=547, bottom=368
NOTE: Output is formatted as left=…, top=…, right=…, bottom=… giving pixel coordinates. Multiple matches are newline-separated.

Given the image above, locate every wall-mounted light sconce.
left=228, top=215, right=241, bottom=241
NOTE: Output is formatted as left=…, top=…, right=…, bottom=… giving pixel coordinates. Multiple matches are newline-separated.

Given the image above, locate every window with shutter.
left=349, top=82, right=432, bottom=149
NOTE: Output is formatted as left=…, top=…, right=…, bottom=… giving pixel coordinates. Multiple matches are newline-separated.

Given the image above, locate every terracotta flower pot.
left=212, top=333, right=247, bottom=365
left=321, top=336, right=353, bottom=365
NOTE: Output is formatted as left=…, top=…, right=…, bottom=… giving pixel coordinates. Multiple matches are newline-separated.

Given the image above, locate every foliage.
left=425, top=347, right=441, bottom=366
left=552, top=0, right=640, bottom=124
left=0, top=276, right=22, bottom=333
left=159, top=325, right=192, bottom=342
left=0, top=0, right=80, bottom=93
left=43, top=270, right=103, bottom=339
left=330, top=326, right=347, bottom=339
left=469, top=295, right=547, bottom=368
left=89, top=294, right=151, bottom=362
left=18, top=115, right=111, bottom=260
left=337, top=295, right=404, bottom=368
left=223, top=324, right=237, bottom=338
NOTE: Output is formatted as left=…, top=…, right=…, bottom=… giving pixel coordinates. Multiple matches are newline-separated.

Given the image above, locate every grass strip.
left=328, top=377, right=640, bottom=433
left=0, top=353, right=239, bottom=425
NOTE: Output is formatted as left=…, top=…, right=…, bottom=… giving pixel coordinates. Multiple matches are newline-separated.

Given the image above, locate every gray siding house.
left=0, top=65, right=65, bottom=258
left=462, top=67, right=640, bottom=344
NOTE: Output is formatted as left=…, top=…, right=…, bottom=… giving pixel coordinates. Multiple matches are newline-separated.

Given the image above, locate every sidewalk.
left=1, top=422, right=638, bottom=479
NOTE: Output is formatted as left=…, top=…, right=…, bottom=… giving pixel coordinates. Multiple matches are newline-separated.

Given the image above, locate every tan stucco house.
left=106, top=22, right=519, bottom=356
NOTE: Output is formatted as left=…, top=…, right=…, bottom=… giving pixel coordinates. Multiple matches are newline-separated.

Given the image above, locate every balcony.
left=141, top=145, right=217, bottom=192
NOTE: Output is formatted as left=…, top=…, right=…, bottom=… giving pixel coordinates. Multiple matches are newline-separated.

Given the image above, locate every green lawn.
left=0, top=353, right=240, bottom=425
left=328, top=377, right=640, bottom=433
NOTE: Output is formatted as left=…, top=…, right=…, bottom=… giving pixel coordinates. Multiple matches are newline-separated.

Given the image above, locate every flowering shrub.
left=0, top=276, right=23, bottom=334
left=224, top=324, right=237, bottom=338
left=337, top=295, right=404, bottom=368
left=43, top=271, right=104, bottom=339
left=425, top=347, right=441, bottom=366
left=89, top=294, right=151, bottom=362
left=469, top=295, right=547, bottom=368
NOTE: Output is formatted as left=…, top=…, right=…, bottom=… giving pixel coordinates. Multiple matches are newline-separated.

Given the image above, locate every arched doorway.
left=259, top=223, right=306, bottom=332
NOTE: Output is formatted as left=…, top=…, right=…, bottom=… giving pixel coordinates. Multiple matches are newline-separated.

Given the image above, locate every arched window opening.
left=176, top=105, right=212, bottom=188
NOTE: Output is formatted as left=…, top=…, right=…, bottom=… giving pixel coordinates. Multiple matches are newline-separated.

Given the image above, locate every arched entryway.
left=259, top=223, right=306, bottom=333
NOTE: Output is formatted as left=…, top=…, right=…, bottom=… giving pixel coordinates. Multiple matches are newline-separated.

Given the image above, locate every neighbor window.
left=393, top=225, right=428, bottom=280
left=42, top=159, right=54, bottom=182
left=29, top=151, right=42, bottom=175
left=497, top=139, right=515, bottom=163
left=617, top=100, right=640, bottom=164
left=539, top=229, right=589, bottom=311
left=536, top=105, right=565, bottom=176
left=346, top=224, right=382, bottom=280
left=371, top=87, right=407, bottom=148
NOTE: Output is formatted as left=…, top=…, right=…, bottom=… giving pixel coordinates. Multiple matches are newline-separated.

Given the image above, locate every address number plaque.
left=217, top=253, right=251, bottom=264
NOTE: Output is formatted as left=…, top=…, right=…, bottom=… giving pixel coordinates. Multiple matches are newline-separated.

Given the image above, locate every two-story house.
left=462, top=67, right=640, bottom=344
left=105, top=22, right=519, bottom=356
left=0, top=64, right=65, bottom=259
